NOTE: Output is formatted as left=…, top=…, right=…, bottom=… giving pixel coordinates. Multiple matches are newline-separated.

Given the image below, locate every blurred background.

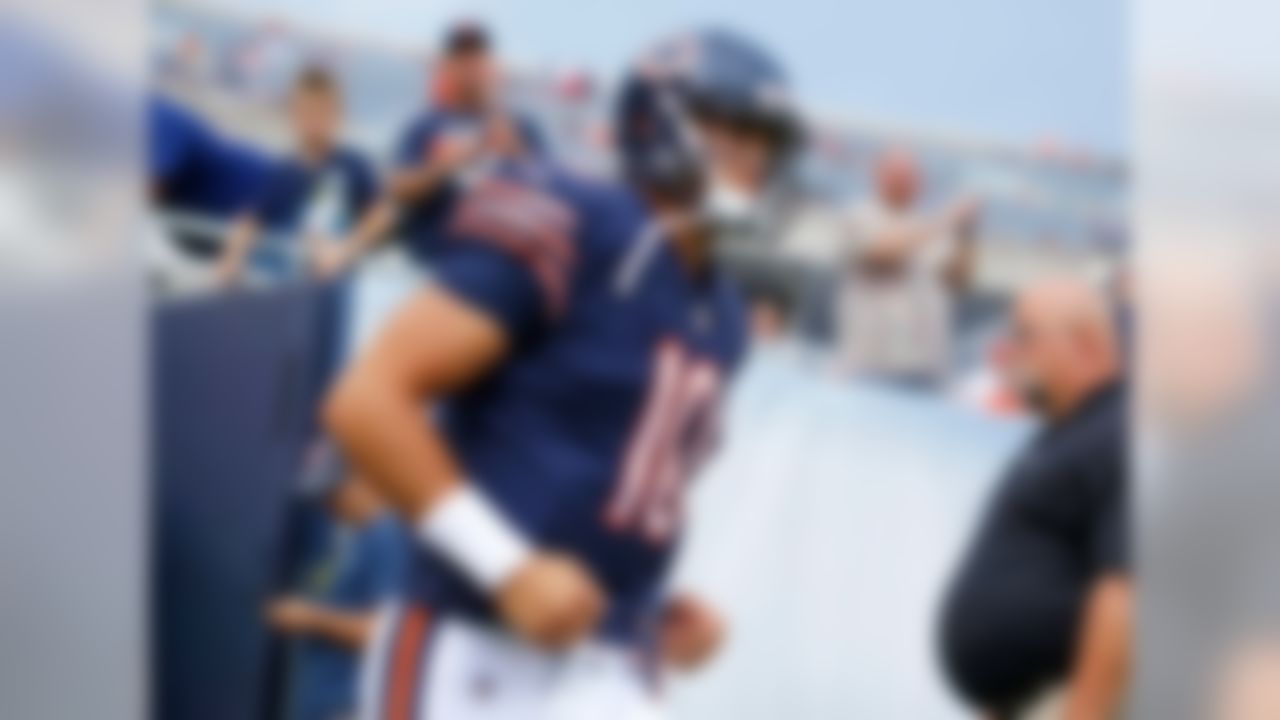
left=147, top=0, right=1127, bottom=400
left=2, top=0, right=1139, bottom=718
left=144, top=0, right=1128, bottom=717
left=14, top=0, right=1280, bottom=718
left=141, top=1, right=1126, bottom=717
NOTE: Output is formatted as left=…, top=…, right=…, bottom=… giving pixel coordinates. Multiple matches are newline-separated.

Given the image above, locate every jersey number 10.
left=605, top=339, right=723, bottom=544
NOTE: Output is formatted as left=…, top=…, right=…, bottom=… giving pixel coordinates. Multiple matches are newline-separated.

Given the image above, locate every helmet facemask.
left=615, top=29, right=803, bottom=241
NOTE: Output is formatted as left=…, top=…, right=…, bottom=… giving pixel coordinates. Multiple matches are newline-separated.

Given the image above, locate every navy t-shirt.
left=286, top=514, right=409, bottom=720
left=244, top=147, right=377, bottom=237
left=149, top=96, right=273, bottom=218
left=391, top=108, right=544, bottom=263
left=940, top=381, right=1128, bottom=713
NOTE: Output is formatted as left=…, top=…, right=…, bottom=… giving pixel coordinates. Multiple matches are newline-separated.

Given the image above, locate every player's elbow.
left=1089, top=574, right=1134, bottom=638
left=322, top=368, right=372, bottom=449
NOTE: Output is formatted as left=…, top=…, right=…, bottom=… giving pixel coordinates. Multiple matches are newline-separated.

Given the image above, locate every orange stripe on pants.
left=385, top=606, right=430, bottom=720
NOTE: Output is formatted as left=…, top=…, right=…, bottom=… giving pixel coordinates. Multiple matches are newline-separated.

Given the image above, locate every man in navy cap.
left=327, top=20, right=545, bottom=276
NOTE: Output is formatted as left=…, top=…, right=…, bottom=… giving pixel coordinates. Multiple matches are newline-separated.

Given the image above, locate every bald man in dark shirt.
left=940, top=277, right=1130, bottom=720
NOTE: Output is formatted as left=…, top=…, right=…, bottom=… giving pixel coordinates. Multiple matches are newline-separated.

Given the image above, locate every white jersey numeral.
left=606, top=339, right=722, bottom=543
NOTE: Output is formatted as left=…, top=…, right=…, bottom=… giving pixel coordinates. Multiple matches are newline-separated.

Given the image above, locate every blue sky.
left=229, top=0, right=1127, bottom=155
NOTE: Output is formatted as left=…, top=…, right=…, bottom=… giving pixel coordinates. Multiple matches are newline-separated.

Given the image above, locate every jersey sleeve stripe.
left=450, top=179, right=578, bottom=319
left=462, top=178, right=576, bottom=265
left=452, top=202, right=571, bottom=318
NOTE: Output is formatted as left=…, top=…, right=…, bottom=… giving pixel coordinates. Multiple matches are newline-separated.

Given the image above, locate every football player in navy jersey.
left=325, top=29, right=801, bottom=719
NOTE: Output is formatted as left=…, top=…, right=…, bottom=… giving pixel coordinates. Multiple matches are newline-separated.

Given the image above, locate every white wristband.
left=417, top=485, right=533, bottom=593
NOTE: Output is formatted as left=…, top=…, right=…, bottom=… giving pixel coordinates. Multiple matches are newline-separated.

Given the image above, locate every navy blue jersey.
left=391, top=108, right=545, bottom=263
left=245, top=147, right=377, bottom=236
left=411, top=163, right=747, bottom=644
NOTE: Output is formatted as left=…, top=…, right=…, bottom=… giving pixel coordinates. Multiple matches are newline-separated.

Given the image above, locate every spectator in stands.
left=214, top=66, right=377, bottom=287
left=836, top=148, right=978, bottom=387
left=940, top=276, right=1130, bottom=720
left=334, top=20, right=545, bottom=273
left=266, top=466, right=408, bottom=720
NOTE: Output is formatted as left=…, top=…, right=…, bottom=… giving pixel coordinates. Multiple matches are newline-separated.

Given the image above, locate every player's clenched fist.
left=496, top=553, right=605, bottom=650
left=417, top=486, right=606, bottom=650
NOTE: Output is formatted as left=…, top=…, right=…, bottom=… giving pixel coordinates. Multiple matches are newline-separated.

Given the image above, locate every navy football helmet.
left=615, top=28, right=803, bottom=220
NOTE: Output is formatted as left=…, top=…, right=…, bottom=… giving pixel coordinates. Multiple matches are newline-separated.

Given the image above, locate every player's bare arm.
left=324, top=288, right=605, bottom=650
left=325, top=288, right=503, bottom=511
left=1062, top=575, right=1132, bottom=720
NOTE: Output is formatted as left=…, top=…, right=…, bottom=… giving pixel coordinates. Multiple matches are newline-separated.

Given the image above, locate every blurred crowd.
left=147, top=2, right=1127, bottom=395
